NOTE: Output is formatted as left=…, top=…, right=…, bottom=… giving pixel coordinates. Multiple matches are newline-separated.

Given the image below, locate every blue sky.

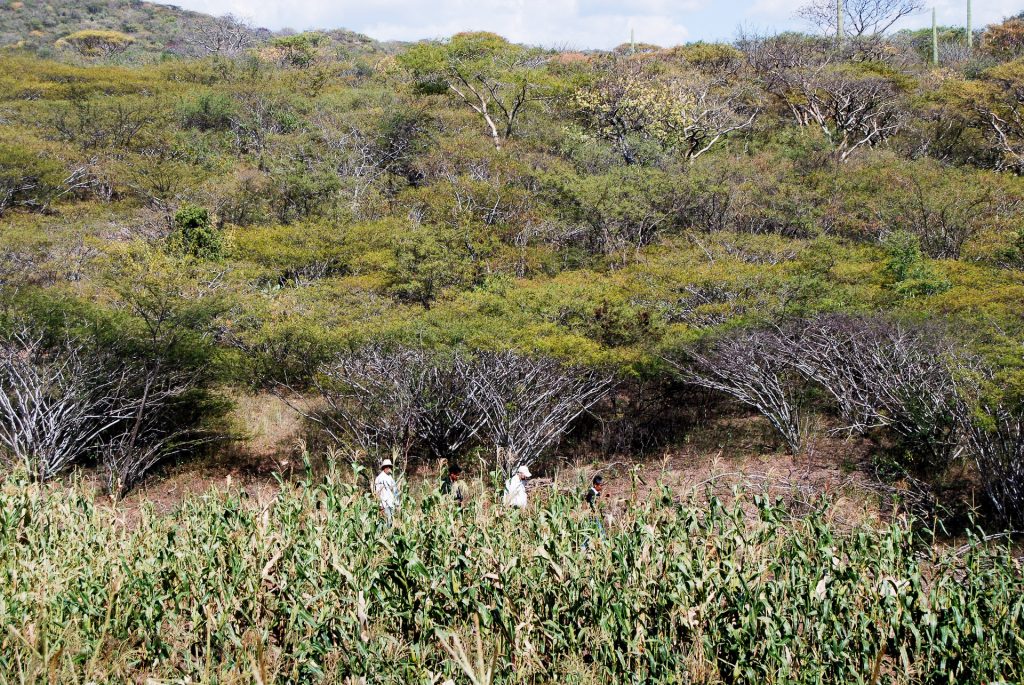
left=172, top=0, right=1019, bottom=48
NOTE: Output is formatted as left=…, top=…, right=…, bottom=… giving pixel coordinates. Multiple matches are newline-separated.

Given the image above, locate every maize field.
left=0, top=470, right=1022, bottom=684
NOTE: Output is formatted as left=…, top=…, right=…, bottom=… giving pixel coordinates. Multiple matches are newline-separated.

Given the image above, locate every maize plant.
left=0, top=470, right=1021, bottom=684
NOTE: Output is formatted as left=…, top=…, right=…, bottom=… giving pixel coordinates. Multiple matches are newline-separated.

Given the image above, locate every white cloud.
left=167, top=0, right=1020, bottom=48
left=746, top=0, right=1021, bottom=32
left=171, top=0, right=695, bottom=49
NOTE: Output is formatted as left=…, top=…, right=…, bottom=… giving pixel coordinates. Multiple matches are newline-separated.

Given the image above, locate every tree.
left=188, top=14, right=256, bottom=56
left=981, top=14, right=1024, bottom=59
left=56, top=30, right=135, bottom=58
left=465, top=351, right=615, bottom=475
left=546, top=167, right=686, bottom=255
left=798, top=0, right=924, bottom=38
left=667, top=329, right=806, bottom=454
left=269, top=32, right=327, bottom=69
left=399, top=32, right=548, bottom=150
left=310, top=104, right=430, bottom=216
left=572, top=60, right=757, bottom=164
left=787, top=63, right=908, bottom=160
left=101, top=247, right=229, bottom=493
left=969, top=61, right=1024, bottom=174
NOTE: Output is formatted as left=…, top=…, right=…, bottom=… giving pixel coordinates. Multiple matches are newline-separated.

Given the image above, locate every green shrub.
left=168, top=203, right=223, bottom=260
left=882, top=230, right=950, bottom=298
left=179, top=91, right=236, bottom=131
left=0, top=142, right=69, bottom=216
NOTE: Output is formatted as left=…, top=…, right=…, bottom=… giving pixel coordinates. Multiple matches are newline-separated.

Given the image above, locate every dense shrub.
left=179, top=91, right=236, bottom=131
left=0, top=143, right=73, bottom=216
left=168, top=203, right=223, bottom=260
left=304, top=346, right=613, bottom=474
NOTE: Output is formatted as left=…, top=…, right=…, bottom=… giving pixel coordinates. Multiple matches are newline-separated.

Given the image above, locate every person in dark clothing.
left=584, top=475, right=604, bottom=512
left=583, top=474, right=606, bottom=544
left=440, top=463, right=465, bottom=506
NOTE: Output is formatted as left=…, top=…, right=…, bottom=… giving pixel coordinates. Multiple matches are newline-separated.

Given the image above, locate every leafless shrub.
left=0, top=161, right=96, bottom=218
left=668, top=314, right=966, bottom=465
left=187, top=14, right=257, bottom=57
left=299, top=346, right=614, bottom=475
left=782, top=314, right=963, bottom=469
left=466, top=351, right=615, bottom=474
left=664, top=76, right=760, bottom=163
left=667, top=329, right=805, bottom=453
left=954, top=369, right=1024, bottom=528
left=303, top=346, right=482, bottom=464
left=0, top=330, right=130, bottom=480
left=99, top=364, right=201, bottom=497
left=798, top=0, right=924, bottom=38
left=0, top=328, right=204, bottom=493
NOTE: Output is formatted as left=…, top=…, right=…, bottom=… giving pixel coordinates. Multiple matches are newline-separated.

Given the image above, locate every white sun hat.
left=517, top=465, right=532, bottom=478
left=381, top=458, right=394, bottom=468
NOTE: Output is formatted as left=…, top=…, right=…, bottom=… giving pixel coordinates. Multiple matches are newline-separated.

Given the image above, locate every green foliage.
left=0, top=478, right=1022, bottom=683
left=882, top=230, right=950, bottom=298
left=269, top=32, right=328, bottom=69
left=666, top=42, right=743, bottom=72
left=169, top=203, right=223, bottom=260
left=55, top=29, right=134, bottom=57
left=179, top=91, right=236, bottom=131
left=996, top=225, right=1024, bottom=269
left=386, top=224, right=476, bottom=309
left=0, top=140, right=68, bottom=215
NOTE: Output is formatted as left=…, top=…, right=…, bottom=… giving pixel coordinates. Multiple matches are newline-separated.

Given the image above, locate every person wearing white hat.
left=374, top=458, right=399, bottom=525
left=502, top=464, right=531, bottom=509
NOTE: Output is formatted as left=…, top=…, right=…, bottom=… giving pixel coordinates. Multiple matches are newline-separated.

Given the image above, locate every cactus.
left=837, top=0, right=844, bottom=46
left=967, top=0, right=973, bottom=49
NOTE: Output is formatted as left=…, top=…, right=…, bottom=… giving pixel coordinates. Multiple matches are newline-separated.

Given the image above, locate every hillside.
left=0, top=0, right=382, bottom=60
left=2, top=16, right=1024, bottom=506
left=3, top=3, right=1024, bottom=679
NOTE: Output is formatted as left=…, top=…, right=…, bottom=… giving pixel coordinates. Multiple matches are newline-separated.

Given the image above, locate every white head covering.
left=517, top=465, right=531, bottom=478
left=381, top=458, right=394, bottom=469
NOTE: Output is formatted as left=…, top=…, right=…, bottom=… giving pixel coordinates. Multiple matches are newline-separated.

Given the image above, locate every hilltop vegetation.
left=1, top=4, right=1024, bottom=526
left=0, top=0, right=383, bottom=60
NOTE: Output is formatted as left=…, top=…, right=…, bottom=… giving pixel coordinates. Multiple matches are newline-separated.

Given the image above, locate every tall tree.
left=799, top=0, right=924, bottom=37
left=399, top=32, right=548, bottom=150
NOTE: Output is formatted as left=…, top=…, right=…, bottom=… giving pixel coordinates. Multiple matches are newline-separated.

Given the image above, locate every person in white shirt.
left=374, top=458, right=399, bottom=525
left=503, top=465, right=531, bottom=509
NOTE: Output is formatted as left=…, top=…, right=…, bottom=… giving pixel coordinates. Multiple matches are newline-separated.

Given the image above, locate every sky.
left=171, top=0, right=1022, bottom=49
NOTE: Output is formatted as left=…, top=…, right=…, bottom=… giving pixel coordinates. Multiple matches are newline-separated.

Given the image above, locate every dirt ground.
left=82, top=395, right=893, bottom=532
